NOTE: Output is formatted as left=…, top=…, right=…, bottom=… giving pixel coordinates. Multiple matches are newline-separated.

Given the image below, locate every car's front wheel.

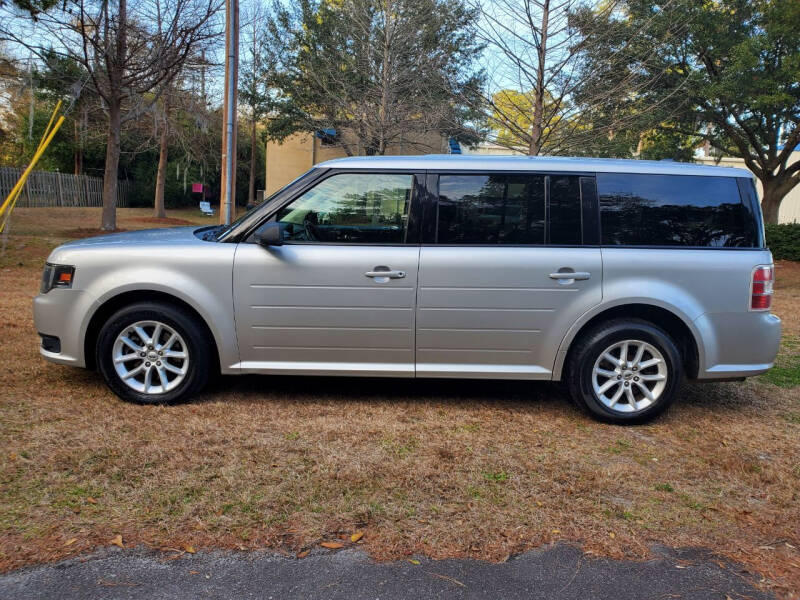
left=96, top=302, right=212, bottom=404
left=567, top=319, right=683, bottom=424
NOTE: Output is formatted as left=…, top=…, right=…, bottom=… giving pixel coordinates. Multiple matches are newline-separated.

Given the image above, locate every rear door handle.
left=365, top=270, right=406, bottom=279
left=549, top=271, right=591, bottom=280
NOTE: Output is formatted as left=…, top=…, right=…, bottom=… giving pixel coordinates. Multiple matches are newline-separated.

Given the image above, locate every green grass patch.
left=608, top=440, right=632, bottom=454
left=482, top=470, right=510, bottom=483
left=758, top=336, right=800, bottom=388
left=782, top=412, right=800, bottom=424
left=380, top=436, right=418, bottom=457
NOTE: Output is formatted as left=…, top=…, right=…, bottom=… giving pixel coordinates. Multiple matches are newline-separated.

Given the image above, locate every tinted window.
left=276, top=173, right=412, bottom=243
left=548, top=175, right=583, bottom=245
left=437, top=174, right=546, bottom=244
left=598, top=173, right=756, bottom=247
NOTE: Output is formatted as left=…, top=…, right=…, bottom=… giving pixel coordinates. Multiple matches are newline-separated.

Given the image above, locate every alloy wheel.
left=591, top=339, right=668, bottom=413
left=112, top=320, right=189, bottom=395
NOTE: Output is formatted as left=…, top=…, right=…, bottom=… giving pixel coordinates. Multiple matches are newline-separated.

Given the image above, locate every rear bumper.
left=33, top=289, right=97, bottom=368
left=693, top=311, right=781, bottom=379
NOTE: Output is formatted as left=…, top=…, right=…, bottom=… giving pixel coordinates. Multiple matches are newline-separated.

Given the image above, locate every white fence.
left=0, top=167, right=131, bottom=208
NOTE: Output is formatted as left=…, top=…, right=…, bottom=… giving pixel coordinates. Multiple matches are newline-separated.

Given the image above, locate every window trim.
left=580, top=176, right=600, bottom=245
left=736, top=177, right=766, bottom=249
left=239, top=168, right=426, bottom=246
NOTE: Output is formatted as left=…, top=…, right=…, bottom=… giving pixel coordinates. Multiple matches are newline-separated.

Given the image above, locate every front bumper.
left=693, top=311, right=782, bottom=379
left=33, top=289, right=97, bottom=368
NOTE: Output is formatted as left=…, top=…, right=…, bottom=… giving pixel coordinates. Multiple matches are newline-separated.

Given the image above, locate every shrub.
left=765, top=223, right=800, bottom=261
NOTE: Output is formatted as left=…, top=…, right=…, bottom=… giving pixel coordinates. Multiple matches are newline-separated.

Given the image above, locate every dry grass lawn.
left=2, top=207, right=799, bottom=597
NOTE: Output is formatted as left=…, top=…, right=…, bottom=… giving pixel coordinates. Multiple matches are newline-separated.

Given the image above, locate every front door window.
left=275, top=173, right=413, bottom=244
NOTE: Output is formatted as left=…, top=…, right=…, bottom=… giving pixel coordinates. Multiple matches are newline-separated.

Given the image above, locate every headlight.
left=41, top=263, right=75, bottom=293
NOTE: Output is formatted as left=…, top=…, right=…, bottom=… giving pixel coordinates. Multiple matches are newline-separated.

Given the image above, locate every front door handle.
left=365, top=269, right=406, bottom=279
left=549, top=271, right=591, bottom=281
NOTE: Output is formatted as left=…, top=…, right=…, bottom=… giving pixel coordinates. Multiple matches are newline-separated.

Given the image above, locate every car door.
left=233, top=171, right=422, bottom=377
left=416, top=172, right=602, bottom=379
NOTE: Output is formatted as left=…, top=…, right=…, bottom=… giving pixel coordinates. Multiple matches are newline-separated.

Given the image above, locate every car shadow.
left=202, top=372, right=572, bottom=409
left=59, top=365, right=766, bottom=418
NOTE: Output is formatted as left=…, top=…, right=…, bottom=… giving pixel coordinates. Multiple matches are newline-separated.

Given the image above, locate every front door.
left=233, top=172, right=421, bottom=377
left=416, top=172, right=602, bottom=379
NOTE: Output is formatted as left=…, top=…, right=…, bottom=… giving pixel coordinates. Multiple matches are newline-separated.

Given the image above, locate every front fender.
left=77, top=251, right=238, bottom=372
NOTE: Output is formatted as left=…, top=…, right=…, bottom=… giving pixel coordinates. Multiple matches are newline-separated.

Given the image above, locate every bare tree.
left=475, top=0, right=704, bottom=158
left=1, top=0, right=222, bottom=229
left=474, top=0, right=602, bottom=155
left=152, top=88, right=171, bottom=218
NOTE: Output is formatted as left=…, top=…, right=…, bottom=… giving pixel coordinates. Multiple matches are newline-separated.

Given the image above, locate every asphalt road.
left=0, top=543, right=773, bottom=600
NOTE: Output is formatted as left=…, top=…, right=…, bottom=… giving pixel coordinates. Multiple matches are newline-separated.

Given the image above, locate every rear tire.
left=566, top=319, right=683, bottom=424
left=96, top=302, right=212, bottom=404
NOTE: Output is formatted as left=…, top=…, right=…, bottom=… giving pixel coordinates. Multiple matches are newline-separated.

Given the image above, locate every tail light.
left=750, top=265, right=773, bottom=311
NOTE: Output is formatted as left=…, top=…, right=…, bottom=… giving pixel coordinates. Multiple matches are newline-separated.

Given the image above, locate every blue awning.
left=315, top=128, right=337, bottom=139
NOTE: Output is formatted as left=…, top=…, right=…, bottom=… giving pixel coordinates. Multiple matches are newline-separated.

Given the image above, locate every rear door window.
left=597, top=173, right=757, bottom=247
left=436, top=173, right=586, bottom=245
left=437, top=174, right=545, bottom=244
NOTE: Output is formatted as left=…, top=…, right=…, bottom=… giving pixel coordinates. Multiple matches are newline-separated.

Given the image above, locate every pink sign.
left=192, top=183, right=203, bottom=193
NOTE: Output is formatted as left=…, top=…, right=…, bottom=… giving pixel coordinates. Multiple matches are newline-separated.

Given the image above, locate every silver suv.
left=34, top=156, right=781, bottom=423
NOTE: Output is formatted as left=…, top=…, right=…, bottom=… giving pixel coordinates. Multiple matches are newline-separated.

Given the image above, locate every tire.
left=566, top=318, right=683, bottom=424
left=96, top=302, right=213, bottom=404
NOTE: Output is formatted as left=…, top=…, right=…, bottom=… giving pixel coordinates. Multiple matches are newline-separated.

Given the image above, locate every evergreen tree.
left=574, top=0, right=800, bottom=222
left=264, top=0, right=486, bottom=155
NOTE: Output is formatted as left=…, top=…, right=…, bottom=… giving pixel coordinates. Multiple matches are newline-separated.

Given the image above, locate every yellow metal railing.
left=0, top=100, right=66, bottom=233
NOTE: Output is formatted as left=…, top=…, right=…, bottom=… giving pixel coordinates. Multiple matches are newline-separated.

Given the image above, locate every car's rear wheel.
left=567, top=319, right=683, bottom=424
left=96, top=302, right=212, bottom=404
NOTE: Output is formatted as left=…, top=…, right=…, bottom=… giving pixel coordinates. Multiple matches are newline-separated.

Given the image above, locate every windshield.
left=214, top=168, right=321, bottom=241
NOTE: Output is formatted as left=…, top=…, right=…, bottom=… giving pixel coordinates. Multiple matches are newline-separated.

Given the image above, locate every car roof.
left=316, top=154, right=752, bottom=178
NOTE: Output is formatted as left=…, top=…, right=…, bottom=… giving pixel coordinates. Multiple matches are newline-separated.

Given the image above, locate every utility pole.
left=219, top=0, right=239, bottom=225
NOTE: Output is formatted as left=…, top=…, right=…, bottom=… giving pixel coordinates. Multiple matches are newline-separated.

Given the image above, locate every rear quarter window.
left=597, top=173, right=758, bottom=247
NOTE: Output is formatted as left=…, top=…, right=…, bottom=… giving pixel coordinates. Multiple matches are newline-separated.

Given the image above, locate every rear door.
left=416, top=172, right=602, bottom=379
left=233, top=171, right=422, bottom=377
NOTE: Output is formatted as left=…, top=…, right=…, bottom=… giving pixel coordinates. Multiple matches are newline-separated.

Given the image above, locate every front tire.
left=96, top=302, right=212, bottom=404
left=566, top=319, right=683, bottom=424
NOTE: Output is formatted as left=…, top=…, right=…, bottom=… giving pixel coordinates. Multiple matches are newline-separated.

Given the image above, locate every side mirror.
left=254, top=221, right=283, bottom=247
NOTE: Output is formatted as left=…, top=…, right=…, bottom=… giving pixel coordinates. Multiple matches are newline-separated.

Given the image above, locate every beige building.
left=264, top=130, right=451, bottom=195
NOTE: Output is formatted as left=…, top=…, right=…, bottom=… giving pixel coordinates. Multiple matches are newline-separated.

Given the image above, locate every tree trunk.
left=154, top=117, right=168, bottom=218
left=101, top=101, right=122, bottom=230
left=248, top=112, right=256, bottom=204
left=378, top=0, right=392, bottom=157
left=761, top=182, right=783, bottom=225
left=529, top=0, right=550, bottom=156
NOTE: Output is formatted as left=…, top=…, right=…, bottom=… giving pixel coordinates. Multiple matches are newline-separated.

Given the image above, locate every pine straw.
left=1, top=208, right=799, bottom=597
